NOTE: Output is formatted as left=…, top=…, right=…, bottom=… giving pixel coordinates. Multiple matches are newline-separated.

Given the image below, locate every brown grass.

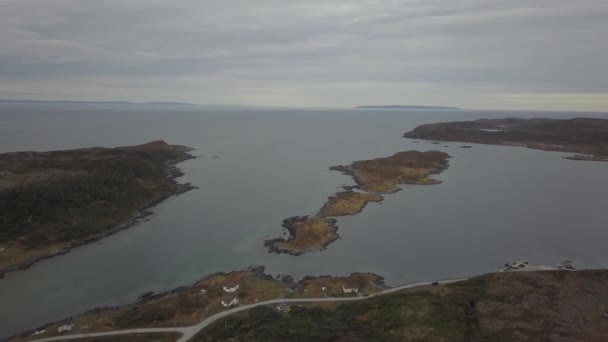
left=318, top=191, right=383, bottom=217
left=12, top=268, right=386, bottom=341
left=348, top=151, right=449, bottom=193
left=272, top=217, right=339, bottom=255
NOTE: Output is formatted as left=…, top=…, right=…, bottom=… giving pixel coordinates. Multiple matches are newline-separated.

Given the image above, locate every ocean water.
left=0, top=103, right=607, bottom=336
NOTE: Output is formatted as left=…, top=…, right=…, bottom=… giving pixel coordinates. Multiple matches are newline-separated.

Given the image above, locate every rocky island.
left=265, top=151, right=450, bottom=255
left=404, top=117, right=608, bottom=161
left=0, top=141, right=196, bottom=278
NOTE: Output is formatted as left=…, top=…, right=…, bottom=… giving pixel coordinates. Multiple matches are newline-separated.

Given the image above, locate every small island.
left=404, top=117, right=608, bottom=161
left=0, top=141, right=196, bottom=278
left=265, top=151, right=450, bottom=255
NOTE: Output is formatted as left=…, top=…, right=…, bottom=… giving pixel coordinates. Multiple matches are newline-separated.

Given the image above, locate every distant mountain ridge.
left=356, top=105, right=461, bottom=110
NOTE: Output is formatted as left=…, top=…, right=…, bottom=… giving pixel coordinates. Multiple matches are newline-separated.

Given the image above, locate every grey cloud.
left=0, top=0, right=607, bottom=110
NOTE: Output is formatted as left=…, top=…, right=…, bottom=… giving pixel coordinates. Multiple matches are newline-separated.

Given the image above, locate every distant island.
left=404, top=117, right=608, bottom=161
left=0, top=141, right=196, bottom=278
left=356, top=105, right=461, bottom=110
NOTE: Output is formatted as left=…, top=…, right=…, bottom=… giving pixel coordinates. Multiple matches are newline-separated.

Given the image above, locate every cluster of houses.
left=220, top=283, right=240, bottom=307
left=498, top=259, right=576, bottom=273
left=319, top=284, right=360, bottom=294
left=196, top=282, right=243, bottom=307
left=30, top=318, right=77, bottom=336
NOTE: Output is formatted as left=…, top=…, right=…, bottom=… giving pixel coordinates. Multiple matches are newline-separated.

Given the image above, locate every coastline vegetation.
left=197, top=270, right=608, bottom=342
left=0, top=140, right=195, bottom=277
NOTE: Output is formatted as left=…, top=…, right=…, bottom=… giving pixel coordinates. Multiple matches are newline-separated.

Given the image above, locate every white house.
left=199, top=289, right=208, bottom=295
left=223, top=284, right=239, bottom=293
left=342, top=285, right=359, bottom=294
left=32, top=329, right=46, bottom=336
left=221, top=298, right=239, bottom=307
left=276, top=303, right=290, bottom=313
left=57, top=324, right=74, bottom=333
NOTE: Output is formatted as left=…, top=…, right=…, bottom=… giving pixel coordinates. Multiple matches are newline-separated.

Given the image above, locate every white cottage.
left=342, top=285, right=359, bottom=294
left=57, top=324, right=74, bottom=333
left=221, top=298, right=239, bottom=307
left=32, top=329, right=46, bottom=336
left=223, top=284, right=240, bottom=293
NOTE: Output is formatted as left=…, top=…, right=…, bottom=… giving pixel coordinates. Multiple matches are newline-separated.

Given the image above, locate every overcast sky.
left=1, top=0, right=607, bottom=110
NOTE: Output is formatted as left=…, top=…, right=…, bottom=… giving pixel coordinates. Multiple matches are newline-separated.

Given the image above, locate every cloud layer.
left=1, top=0, right=607, bottom=110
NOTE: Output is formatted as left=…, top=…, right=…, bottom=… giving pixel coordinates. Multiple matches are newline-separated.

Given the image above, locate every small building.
left=221, top=298, right=239, bottom=307
left=32, top=329, right=46, bottom=336
left=223, top=284, right=240, bottom=293
left=200, top=289, right=208, bottom=295
left=57, top=324, right=74, bottom=333
left=321, top=286, right=327, bottom=291
left=56, top=318, right=75, bottom=333
left=342, top=285, right=359, bottom=294
left=557, top=260, right=575, bottom=270
left=276, top=303, right=291, bottom=313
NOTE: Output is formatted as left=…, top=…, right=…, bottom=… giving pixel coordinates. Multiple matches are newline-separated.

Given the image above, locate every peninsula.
left=404, top=117, right=608, bottom=161
left=265, top=151, right=450, bottom=255
left=0, top=141, right=196, bottom=278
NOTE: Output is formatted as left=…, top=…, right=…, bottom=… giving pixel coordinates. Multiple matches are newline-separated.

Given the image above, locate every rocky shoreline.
left=0, top=142, right=198, bottom=279
left=264, top=216, right=339, bottom=256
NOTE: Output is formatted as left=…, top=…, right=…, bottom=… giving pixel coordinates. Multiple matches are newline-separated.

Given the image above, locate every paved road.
left=29, top=277, right=468, bottom=342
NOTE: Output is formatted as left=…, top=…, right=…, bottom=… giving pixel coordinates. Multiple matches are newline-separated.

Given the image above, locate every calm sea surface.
left=0, top=104, right=607, bottom=336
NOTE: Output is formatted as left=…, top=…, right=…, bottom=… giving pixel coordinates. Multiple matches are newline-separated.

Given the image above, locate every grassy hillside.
left=197, top=270, right=608, bottom=342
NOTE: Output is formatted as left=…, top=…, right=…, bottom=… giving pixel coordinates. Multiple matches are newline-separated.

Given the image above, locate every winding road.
left=28, top=277, right=469, bottom=342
